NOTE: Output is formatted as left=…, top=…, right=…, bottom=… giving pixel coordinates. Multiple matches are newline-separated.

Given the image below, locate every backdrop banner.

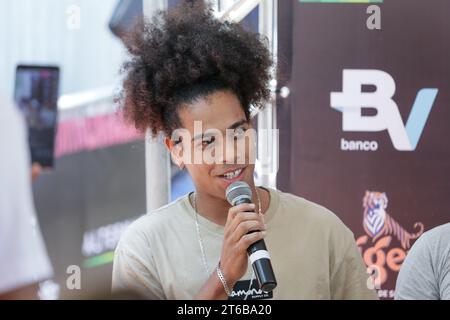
left=277, top=0, right=450, bottom=299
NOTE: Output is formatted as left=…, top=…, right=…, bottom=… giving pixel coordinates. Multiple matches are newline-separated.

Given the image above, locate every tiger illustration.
left=363, top=191, right=424, bottom=250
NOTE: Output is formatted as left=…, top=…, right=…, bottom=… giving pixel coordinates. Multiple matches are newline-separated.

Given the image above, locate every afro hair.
left=117, top=1, right=274, bottom=137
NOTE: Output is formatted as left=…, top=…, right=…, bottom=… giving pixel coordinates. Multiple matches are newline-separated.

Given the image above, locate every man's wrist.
left=216, top=261, right=232, bottom=296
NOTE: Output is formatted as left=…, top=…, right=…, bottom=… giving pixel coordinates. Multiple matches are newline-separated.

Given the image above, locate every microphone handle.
left=234, top=198, right=277, bottom=292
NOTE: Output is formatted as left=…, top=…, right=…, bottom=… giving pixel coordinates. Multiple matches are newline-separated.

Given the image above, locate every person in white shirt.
left=0, top=97, right=53, bottom=299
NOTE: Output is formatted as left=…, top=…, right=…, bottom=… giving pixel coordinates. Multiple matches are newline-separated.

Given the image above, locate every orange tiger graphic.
left=363, top=191, right=424, bottom=250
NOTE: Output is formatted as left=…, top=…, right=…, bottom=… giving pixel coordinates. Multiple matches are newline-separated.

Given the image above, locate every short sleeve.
left=112, top=227, right=166, bottom=300
left=395, top=233, right=440, bottom=300
left=330, top=227, right=379, bottom=300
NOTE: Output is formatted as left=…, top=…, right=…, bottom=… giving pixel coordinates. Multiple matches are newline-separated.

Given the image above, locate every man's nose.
left=221, top=135, right=245, bottom=164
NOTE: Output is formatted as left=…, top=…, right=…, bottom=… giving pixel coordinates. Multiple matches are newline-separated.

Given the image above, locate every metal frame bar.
left=216, top=0, right=279, bottom=188
left=143, top=0, right=171, bottom=212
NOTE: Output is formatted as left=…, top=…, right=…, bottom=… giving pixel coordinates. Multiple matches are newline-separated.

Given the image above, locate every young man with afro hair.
left=112, top=1, right=377, bottom=300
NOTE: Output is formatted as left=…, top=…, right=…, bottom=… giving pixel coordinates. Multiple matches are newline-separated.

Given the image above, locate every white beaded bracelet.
left=216, top=262, right=232, bottom=296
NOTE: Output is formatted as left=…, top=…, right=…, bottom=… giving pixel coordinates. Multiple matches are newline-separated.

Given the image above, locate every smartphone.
left=14, top=65, right=60, bottom=168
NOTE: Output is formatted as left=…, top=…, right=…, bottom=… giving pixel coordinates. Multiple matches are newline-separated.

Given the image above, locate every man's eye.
left=201, top=136, right=215, bottom=147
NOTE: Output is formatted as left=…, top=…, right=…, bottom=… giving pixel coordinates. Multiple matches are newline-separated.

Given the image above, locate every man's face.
left=173, top=89, right=256, bottom=200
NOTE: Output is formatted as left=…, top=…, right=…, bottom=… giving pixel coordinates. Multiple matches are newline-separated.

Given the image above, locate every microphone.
left=225, top=181, right=277, bottom=292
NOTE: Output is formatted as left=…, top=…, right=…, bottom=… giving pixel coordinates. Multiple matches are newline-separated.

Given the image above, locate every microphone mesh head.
left=226, top=181, right=252, bottom=205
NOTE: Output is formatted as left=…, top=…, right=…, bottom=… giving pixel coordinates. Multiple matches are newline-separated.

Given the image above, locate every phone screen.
left=14, top=65, right=60, bottom=168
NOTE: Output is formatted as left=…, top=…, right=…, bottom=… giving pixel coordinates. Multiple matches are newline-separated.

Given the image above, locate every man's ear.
left=165, top=137, right=184, bottom=168
left=164, top=137, right=174, bottom=151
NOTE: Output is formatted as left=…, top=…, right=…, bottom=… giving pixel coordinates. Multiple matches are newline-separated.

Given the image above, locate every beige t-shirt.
left=112, top=187, right=377, bottom=300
